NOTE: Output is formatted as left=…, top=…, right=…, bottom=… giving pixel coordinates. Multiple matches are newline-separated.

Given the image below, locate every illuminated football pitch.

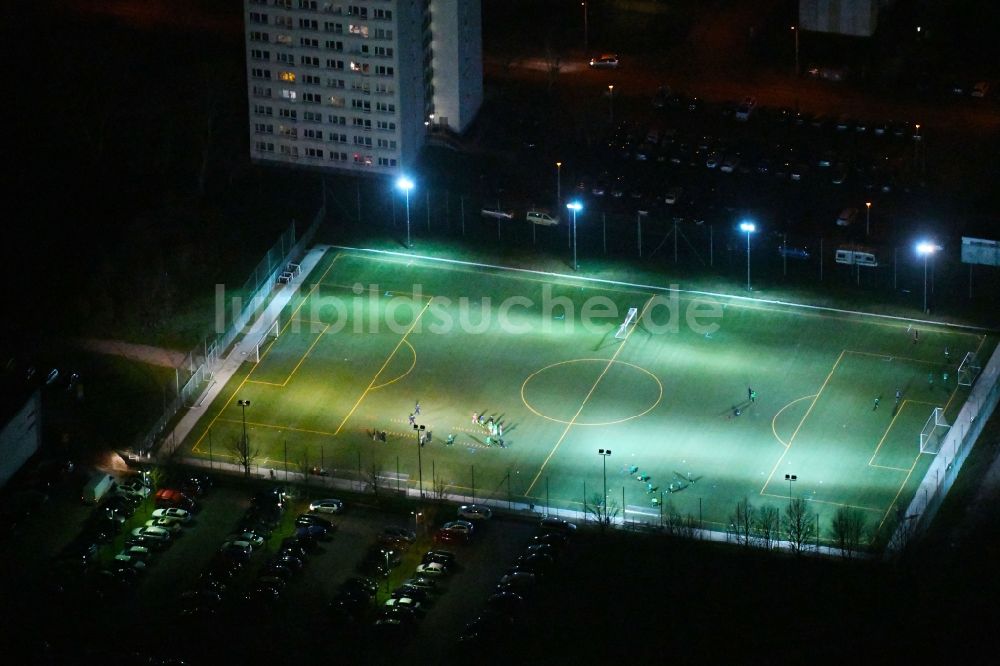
left=183, top=249, right=994, bottom=542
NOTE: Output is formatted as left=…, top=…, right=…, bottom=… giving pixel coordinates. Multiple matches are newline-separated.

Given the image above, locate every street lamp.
left=916, top=241, right=940, bottom=313
left=413, top=423, right=426, bottom=498
left=739, top=221, right=756, bottom=292
left=411, top=510, right=422, bottom=534
left=555, top=161, right=562, bottom=211
left=790, top=25, right=799, bottom=76
left=237, top=399, right=251, bottom=477
left=865, top=201, right=872, bottom=237
left=608, top=85, right=615, bottom=124
left=566, top=201, right=583, bottom=271
left=396, top=176, right=414, bottom=248
left=598, top=448, right=611, bottom=525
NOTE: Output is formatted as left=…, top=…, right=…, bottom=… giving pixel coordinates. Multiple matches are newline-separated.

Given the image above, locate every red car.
left=434, top=529, right=467, bottom=544
left=154, top=489, right=195, bottom=511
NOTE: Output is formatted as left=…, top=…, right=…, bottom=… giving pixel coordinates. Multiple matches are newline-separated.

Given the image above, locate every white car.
left=230, top=531, right=265, bottom=548
left=308, top=499, right=344, bottom=514
left=384, top=597, right=423, bottom=612
left=152, top=508, right=191, bottom=523
left=414, top=562, right=448, bottom=577
left=146, top=518, right=182, bottom=533
left=114, top=553, right=148, bottom=570
left=132, top=526, right=171, bottom=541
left=457, top=505, right=492, bottom=521
left=441, top=520, right=474, bottom=535
left=221, top=540, right=253, bottom=555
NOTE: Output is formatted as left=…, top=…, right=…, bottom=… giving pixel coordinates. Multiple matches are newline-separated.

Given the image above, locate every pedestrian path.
left=160, top=245, right=330, bottom=457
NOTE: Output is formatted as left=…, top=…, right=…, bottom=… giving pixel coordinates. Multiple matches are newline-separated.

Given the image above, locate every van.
left=836, top=208, right=858, bottom=227
left=82, top=473, right=116, bottom=504
left=526, top=211, right=559, bottom=226
left=835, top=246, right=878, bottom=267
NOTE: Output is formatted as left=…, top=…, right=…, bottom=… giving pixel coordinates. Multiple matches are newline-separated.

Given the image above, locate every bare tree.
left=585, top=492, right=619, bottom=526
left=227, top=434, right=259, bottom=478
left=783, top=498, right=817, bottom=555
left=434, top=476, right=448, bottom=500
left=830, top=507, right=869, bottom=559
left=729, top=497, right=756, bottom=547
left=754, top=505, right=781, bottom=550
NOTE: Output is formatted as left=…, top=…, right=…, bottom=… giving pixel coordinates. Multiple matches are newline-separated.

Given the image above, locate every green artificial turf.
left=182, top=249, right=996, bottom=543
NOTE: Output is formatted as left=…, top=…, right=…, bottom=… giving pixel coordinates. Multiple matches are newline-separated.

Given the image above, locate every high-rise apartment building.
left=244, top=0, right=482, bottom=176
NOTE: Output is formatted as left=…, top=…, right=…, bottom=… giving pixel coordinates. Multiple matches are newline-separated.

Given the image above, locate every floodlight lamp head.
left=566, top=201, right=583, bottom=212
left=739, top=221, right=756, bottom=233
left=396, top=176, right=415, bottom=192
left=916, top=241, right=938, bottom=256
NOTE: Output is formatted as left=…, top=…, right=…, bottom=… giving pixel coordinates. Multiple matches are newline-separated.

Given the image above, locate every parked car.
left=308, top=498, right=344, bottom=514
left=422, top=550, right=456, bottom=567
left=441, top=520, right=474, bottom=535
left=384, top=597, right=423, bottom=613
left=403, top=576, right=438, bottom=591
left=131, top=526, right=171, bottom=542
left=457, top=505, right=492, bottom=521
left=145, top=518, right=182, bottom=534
left=152, top=507, right=191, bottom=522
left=382, top=526, right=416, bottom=542
left=589, top=53, right=620, bottom=69
left=393, top=585, right=429, bottom=603
left=539, top=517, right=577, bottom=533
left=231, top=531, right=265, bottom=548
left=434, top=529, right=467, bottom=545
left=295, top=524, right=329, bottom=540
left=296, top=513, right=332, bottom=529
left=415, top=562, right=449, bottom=577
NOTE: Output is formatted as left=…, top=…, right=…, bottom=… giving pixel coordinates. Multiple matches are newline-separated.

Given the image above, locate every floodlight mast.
left=598, top=448, right=612, bottom=526
left=396, top=176, right=415, bottom=249
left=567, top=201, right=583, bottom=271
left=739, top=221, right=756, bottom=292
left=916, top=241, right=939, bottom=313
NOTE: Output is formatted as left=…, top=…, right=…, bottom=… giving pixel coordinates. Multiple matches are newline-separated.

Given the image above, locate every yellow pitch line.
left=246, top=380, right=286, bottom=386
left=191, top=251, right=341, bottom=453
left=333, top=300, right=431, bottom=436
left=525, top=295, right=656, bottom=496
left=279, top=324, right=330, bottom=387
left=875, top=452, right=923, bottom=536
left=215, top=417, right=339, bottom=439
left=759, top=492, right=883, bottom=513
left=760, top=350, right=845, bottom=496
left=770, top=395, right=816, bottom=448
left=370, top=339, right=417, bottom=391
left=870, top=464, right=911, bottom=472
left=868, top=399, right=912, bottom=466
left=847, top=350, right=943, bottom=366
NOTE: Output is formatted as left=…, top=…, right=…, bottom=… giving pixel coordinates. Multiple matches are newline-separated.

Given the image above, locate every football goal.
left=958, top=352, right=981, bottom=387
left=615, top=307, right=639, bottom=340
left=919, top=407, right=950, bottom=455
left=252, top=318, right=280, bottom=363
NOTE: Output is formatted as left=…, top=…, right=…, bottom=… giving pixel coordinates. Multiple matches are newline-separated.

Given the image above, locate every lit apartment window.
left=353, top=153, right=373, bottom=166
left=279, top=71, right=296, bottom=82
left=349, top=24, right=369, bottom=38
left=327, top=96, right=346, bottom=107
left=281, top=89, right=297, bottom=100
left=276, top=34, right=293, bottom=45
left=350, top=62, right=370, bottom=74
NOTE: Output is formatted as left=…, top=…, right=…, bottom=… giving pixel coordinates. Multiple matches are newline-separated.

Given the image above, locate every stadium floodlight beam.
left=396, top=176, right=415, bottom=249
left=739, top=221, right=756, bottom=292
left=237, top=399, right=251, bottom=477
left=916, top=241, right=939, bottom=313
left=567, top=201, right=583, bottom=271
left=598, top=448, right=612, bottom=526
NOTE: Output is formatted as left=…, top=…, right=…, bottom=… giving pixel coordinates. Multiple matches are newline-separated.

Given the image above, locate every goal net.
left=252, top=318, right=280, bottom=363
left=919, top=407, right=950, bottom=454
left=615, top=307, right=639, bottom=340
left=958, top=352, right=981, bottom=387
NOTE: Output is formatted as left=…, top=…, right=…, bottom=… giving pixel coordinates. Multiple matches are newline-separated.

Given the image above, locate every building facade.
left=243, top=0, right=482, bottom=176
